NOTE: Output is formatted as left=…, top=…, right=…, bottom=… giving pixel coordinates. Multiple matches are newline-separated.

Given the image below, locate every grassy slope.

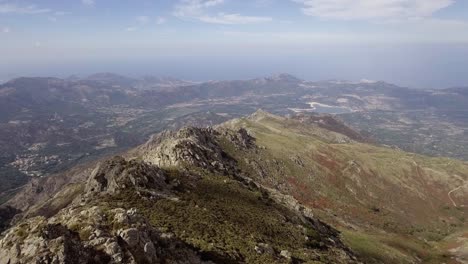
left=219, top=112, right=468, bottom=263
left=101, top=170, right=351, bottom=264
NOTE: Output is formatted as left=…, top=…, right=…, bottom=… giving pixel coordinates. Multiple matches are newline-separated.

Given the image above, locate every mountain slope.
left=220, top=110, right=468, bottom=228
left=217, top=110, right=468, bottom=263
left=0, top=115, right=363, bottom=263
left=2, top=111, right=468, bottom=263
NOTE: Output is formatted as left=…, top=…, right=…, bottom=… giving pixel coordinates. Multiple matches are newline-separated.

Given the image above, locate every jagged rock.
left=85, top=156, right=168, bottom=197
left=138, top=127, right=237, bottom=174
left=266, top=187, right=315, bottom=219
left=280, top=250, right=292, bottom=259
left=105, top=241, right=120, bottom=255
left=254, top=243, right=274, bottom=255
left=113, top=209, right=129, bottom=224
left=224, top=128, right=256, bottom=149
left=144, top=241, right=157, bottom=260
left=118, top=228, right=140, bottom=247
left=290, top=155, right=305, bottom=167
left=0, top=219, right=113, bottom=264
left=0, top=205, right=215, bottom=264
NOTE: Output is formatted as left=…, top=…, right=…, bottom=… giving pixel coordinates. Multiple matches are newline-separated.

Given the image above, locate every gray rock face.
left=280, top=250, right=292, bottom=259
left=0, top=206, right=211, bottom=264
left=254, top=243, right=274, bottom=255
left=223, top=128, right=256, bottom=149
left=0, top=220, right=112, bottom=264
left=0, top=149, right=218, bottom=264
left=119, top=228, right=140, bottom=247
left=139, top=127, right=237, bottom=174
left=144, top=242, right=156, bottom=259
left=85, top=156, right=168, bottom=197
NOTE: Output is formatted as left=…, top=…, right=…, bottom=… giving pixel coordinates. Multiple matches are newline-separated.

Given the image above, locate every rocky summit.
left=1, top=110, right=468, bottom=264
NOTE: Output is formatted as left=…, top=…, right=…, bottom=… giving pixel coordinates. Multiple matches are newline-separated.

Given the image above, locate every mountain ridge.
left=2, top=74, right=468, bottom=243
left=0, top=112, right=364, bottom=263
left=1, top=111, right=468, bottom=263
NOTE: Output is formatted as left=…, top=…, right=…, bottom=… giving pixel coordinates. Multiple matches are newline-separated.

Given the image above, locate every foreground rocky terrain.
left=1, top=111, right=468, bottom=263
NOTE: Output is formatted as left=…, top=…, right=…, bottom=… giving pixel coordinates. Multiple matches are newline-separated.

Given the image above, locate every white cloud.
left=174, top=0, right=272, bottom=24
left=254, top=0, right=274, bottom=7
left=136, top=15, right=150, bottom=25
left=137, top=16, right=167, bottom=26
left=125, top=16, right=166, bottom=32
left=174, top=0, right=223, bottom=17
left=54, top=11, right=70, bottom=16
left=292, top=0, right=455, bottom=20
left=0, top=3, right=51, bottom=14
left=199, top=13, right=272, bottom=24
left=2, top=27, right=10, bottom=33
left=81, top=0, right=95, bottom=7
left=47, top=11, right=69, bottom=22
left=156, top=17, right=167, bottom=25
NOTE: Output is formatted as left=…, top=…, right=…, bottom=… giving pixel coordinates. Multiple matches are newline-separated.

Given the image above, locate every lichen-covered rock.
left=138, top=127, right=237, bottom=174
left=222, top=128, right=256, bottom=149
left=254, top=243, right=274, bottom=255
left=85, top=156, right=169, bottom=197
left=280, top=250, right=292, bottom=259
left=0, top=218, right=112, bottom=264
left=0, top=206, right=213, bottom=264
left=118, top=228, right=139, bottom=247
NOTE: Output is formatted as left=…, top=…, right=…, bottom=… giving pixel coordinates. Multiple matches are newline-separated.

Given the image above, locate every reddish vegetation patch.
left=445, top=239, right=464, bottom=251
left=286, top=176, right=309, bottom=194
left=286, top=176, right=331, bottom=209
left=307, top=197, right=332, bottom=210
left=312, top=152, right=347, bottom=188
left=411, top=165, right=448, bottom=206
left=315, top=153, right=341, bottom=172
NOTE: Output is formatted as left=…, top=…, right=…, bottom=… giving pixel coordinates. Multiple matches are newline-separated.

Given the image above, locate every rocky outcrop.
left=85, top=156, right=169, bottom=198
left=138, top=127, right=237, bottom=174
left=222, top=128, right=256, bottom=149
left=0, top=206, right=213, bottom=264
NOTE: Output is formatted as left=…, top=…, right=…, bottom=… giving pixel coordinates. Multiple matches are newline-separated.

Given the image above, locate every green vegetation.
left=341, top=230, right=451, bottom=264
left=104, top=169, right=341, bottom=263
left=217, top=112, right=468, bottom=262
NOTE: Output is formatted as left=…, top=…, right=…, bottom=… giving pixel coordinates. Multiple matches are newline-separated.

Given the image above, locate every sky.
left=1, top=0, right=468, bottom=88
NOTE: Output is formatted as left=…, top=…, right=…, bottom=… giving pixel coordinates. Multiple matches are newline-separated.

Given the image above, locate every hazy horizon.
left=2, top=0, right=468, bottom=88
